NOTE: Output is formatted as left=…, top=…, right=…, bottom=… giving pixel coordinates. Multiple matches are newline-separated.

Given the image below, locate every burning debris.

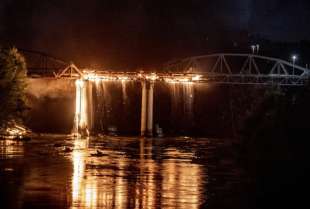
left=82, top=70, right=203, bottom=83
left=0, top=121, right=31, bottom=140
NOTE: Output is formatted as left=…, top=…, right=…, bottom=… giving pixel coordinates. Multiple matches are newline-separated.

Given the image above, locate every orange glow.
left=192, top=75, right=202, bottom=81
left=161, top=149, right=203, bottom=209
left=164, top=76, right=195, bottom=84
left=164, top=77, right=178, bottom=84
left=74, top=79, right=88, bottom=135
left=5, top=126, right=26, bottom=136
left=69, top=137, right=204, bottom=209
left=81, top=70, right=203, bottom=85
left=118, top=76, right=129, bottom=81
left=146, top=73, right=158, bottom=81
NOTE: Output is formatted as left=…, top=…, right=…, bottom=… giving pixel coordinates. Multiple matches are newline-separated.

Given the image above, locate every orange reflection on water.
left=72, top=139, right=87, bottom=206
left=161, top=149, right=203, bottom=209
left=134, top=138, right=156, bottom=209
left=115, top=159, right=128, bottom=209
left=70, top=138, right=205, bottom=209
left=71, top=138, right=130, bottom=209
left=0, top=140, right=24, bottom=158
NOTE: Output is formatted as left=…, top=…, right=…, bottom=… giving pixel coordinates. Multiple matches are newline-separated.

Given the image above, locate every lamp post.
left=250, top=44, right=260, bottom=54
left=251, top=45, right=255, bottom=54
left=291, top=55, right=297, bottom=76
left=256, top=44, right=260, bottom=54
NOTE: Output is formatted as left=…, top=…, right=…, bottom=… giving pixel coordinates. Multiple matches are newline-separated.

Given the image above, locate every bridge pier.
left=74, top=79, right=92, bottom=136
left=86, top=80, right=94, bottom=132
left=140, top=82, right=147, bottom=136
left=147, top=82, right=154, bottom=136
left=140, top=81, right=154, bottom=136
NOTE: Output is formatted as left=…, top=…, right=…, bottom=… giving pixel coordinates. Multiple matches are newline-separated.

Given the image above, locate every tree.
left=0, top=47, right=28, bottom=126
left=239, top=84, right=310, bottom=208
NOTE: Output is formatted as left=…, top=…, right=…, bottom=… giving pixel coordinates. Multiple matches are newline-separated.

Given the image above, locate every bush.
left=0, top=47, right=28, bottom=126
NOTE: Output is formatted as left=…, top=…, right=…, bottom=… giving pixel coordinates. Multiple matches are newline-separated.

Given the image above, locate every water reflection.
left=70, top=137, right=205, bottom=209
left=0, top=139, right=24, bottom=158
left=72, top=138, right=88, bottom=207
left=161, top=149, right=203, bottom=209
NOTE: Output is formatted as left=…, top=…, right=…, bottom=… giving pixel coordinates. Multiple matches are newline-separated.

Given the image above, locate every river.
left=0, top=135, right=249, bottom=209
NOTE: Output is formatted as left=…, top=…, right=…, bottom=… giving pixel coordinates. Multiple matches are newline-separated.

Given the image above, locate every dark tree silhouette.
left=0, top=47, right=28, bottom=127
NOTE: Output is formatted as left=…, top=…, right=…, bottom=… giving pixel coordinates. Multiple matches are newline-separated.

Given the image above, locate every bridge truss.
left=164, top=54, right=310, bottom=86
left=20, top=49, right=68, bottom=77
left=21, top=50, right=310, bottom=86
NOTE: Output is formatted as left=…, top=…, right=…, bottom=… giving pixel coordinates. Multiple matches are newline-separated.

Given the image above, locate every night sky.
left=1, top=0, right=310, bottom=69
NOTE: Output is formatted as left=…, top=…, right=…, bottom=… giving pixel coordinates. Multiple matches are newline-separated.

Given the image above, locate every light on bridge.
left=75, top=79, right=84, bottom=87
left=178, top=78, right=190, bottom=83
left=146, top=73, right=158, bottom=81
left=291, top=55, right=298, bottom=62
left=192, top=75, right=202, bottom=81
left=118, top=76, right=129, bottom=81
left=291, top=54, right=298, bottom=76
left=164, top=78, right=178, bottom=84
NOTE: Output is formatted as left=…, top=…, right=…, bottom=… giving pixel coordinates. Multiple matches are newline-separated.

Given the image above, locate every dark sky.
left=0, top=0, right=310, bottom=69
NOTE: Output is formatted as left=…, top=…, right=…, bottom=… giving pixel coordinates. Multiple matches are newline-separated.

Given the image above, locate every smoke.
left=25, top=78, right=76, bottom=133
left=26, top=78, right=75, bottom=99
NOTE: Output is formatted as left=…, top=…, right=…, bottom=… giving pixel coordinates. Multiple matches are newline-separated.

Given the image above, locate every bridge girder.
left=21, top=50, right=310, bottom=86
left=163, top=53, right=310, bottom=86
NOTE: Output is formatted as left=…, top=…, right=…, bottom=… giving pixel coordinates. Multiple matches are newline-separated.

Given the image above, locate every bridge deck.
left=24, top=51, right=310, bottom=86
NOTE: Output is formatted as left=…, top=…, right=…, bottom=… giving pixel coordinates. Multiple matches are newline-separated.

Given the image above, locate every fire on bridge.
left=22, top=51, right=310, bottom=137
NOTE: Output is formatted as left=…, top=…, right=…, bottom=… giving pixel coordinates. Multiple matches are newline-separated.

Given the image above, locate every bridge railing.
left=163, top=53, right=310, bottom=85
left=21, top=50, right=310, bottom=86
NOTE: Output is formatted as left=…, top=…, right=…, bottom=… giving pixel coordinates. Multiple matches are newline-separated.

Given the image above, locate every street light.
left=251, top=45, right=256, bottom=54
left=291, top=55, right=298, bottom=75
left=250, top=44, right=260, bottom=54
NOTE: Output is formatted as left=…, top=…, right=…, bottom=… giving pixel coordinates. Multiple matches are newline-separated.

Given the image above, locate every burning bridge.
left=21, top=50, right=310, bottom=136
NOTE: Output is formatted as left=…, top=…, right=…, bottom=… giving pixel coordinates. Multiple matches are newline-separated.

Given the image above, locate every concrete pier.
left=140, top=81, right=154, bottom=136
left=147, top=82, right=154, bottom=136
left=87, top=80, right=94, bottom=132
left=140, top=82, right=147, bottom=136
left=74, top=79, right=90, bottom=136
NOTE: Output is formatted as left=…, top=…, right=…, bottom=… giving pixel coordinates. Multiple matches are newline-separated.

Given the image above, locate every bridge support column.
left=86, top=80, right=94, bottom=132
left=147, top=82, right=154, bottom=136
left=140, top=81, right=147, bottom=136
left=140, top=81, right=154, bottom=136
left=73, top=79, right=90, bottom=137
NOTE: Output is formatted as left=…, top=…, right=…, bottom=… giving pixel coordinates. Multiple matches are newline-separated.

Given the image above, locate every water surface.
left=0, top=136, right=247, bottom=209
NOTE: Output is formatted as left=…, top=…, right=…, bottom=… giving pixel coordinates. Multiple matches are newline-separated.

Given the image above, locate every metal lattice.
left=20, top=49, right=68, bottom=77
left=164, top=54, right=310, bottom=86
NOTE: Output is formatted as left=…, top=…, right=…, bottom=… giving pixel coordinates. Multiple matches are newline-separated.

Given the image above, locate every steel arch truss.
left=20, top=49, right=68, bottom=77
left=164, top=54, right=310, bottom=86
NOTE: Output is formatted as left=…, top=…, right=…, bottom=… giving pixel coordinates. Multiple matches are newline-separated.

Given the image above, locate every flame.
left=179, top=77, right=190, bottom=83
left=192, top=75, right=202, bottom=81
left=164, top=76, right=196, bottom=84
left=146, top=73, right=158, bottom=81
left=74, top=79, right=88, bottom=135
left=164, top=78, right=178, bottom=84
left=72, top=71, right=202, bottom=136
left=6, top=127, right=26, bottom=136
left=118, top=76, right=129, bottom=81
left=4, top=122, right=28, bottom=137
left=81, top=70, right=202, bottom=84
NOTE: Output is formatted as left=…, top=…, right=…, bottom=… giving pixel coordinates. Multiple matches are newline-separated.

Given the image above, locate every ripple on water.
left=0, top=135, right=246, bottom=209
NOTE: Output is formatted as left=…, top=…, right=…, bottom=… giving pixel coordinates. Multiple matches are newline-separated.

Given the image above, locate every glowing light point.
left=147, top=73, right=158, bottom=81
left=119, top=76, right=129, bottom=81
left=75, top=79, right=84, bottom=87
left=291, top=55, right=298, bottom=62
left=74, top=79, right=88, bottom=136
left=192, top=75, right=202, bottom=81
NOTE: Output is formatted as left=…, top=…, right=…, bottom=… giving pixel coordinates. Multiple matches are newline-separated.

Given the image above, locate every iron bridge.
left=21, top=50, right=310, bottom=86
